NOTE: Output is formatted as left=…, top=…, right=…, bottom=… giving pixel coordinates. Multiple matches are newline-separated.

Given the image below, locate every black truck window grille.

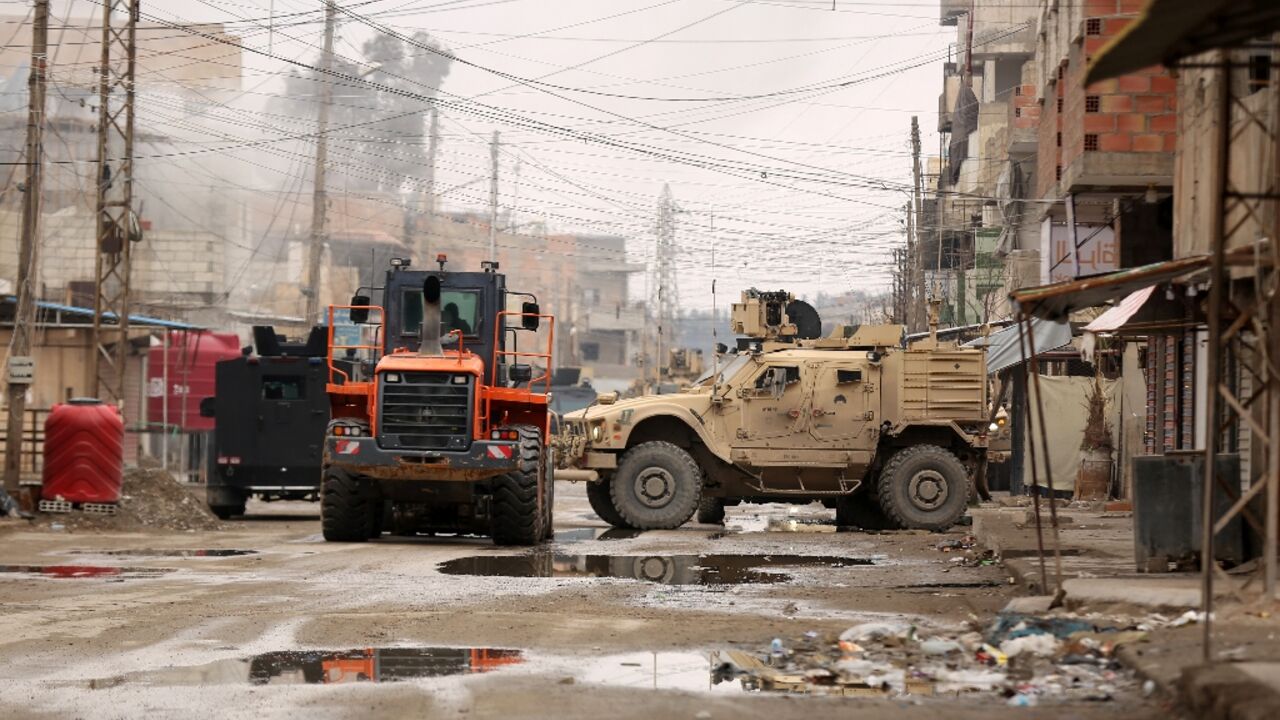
left=379, top=372, right=472, bottom=450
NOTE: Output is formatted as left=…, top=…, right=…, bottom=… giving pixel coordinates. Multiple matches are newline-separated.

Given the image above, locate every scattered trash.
left=1000, top=634, right=1060, bottom=659
left=919, top=638, right=962, bottom=656
left=839, top=622, right=911, bottom=644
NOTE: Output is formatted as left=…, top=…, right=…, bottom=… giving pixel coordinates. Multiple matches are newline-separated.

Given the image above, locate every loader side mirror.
left=349, top=295, right=370, bottom=324
left=199, top=397, right=216, bottom=418
left=521, top=302, right=540, bottom=331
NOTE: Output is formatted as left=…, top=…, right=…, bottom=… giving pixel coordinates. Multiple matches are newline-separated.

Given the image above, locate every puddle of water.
left=69, top=549, right=258, bottom=558
left=553, top=528, right=643, bottom=543
left=0, top=565, right=175, bottom=580
left=564, top=651, right=749, bottom=693
left=437, top=553, right=873, bottom=585
left=92, top=647, right=524, bottom=688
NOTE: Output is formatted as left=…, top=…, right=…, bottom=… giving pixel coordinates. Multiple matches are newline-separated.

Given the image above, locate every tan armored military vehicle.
left=556, top=289, right=989, bottom=532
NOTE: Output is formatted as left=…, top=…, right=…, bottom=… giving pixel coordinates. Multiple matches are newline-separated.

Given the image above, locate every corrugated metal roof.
left=1009, top=255, right=1211, bottom=320
left=1, top=296, right=203, bottom=330
left=1084, top=286, right=1157, bottom=333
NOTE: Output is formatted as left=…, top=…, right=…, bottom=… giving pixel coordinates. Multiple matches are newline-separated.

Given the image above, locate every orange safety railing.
left=489, top=311, right=555, bottom=392
left=326, top=305, right=385, bottom=385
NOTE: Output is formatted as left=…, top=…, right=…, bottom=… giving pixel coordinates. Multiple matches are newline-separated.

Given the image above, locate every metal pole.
left=1201, top=52, right=1232, bottom=663
left=910, top=116, right=922, bottom=335
left=303, top=0, right=335, bottom=327
left=4, top=0, right=49, bottom=496
left=1016, top=312, right=1050, bottom=592
left=161, top=329, right=169, bottom=471
left=488, top=130, right=499, bottom=262
left=1024, top=310, right=1066, bottom=600
left=421, top=107, right=439, bottom=261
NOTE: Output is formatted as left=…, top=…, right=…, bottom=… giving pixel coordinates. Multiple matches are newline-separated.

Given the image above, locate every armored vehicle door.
left=808, top=359, right=880, bottom=450
left=732, top=361, right=815, bottom=448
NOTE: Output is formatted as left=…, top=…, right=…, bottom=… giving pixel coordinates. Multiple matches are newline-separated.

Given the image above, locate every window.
left=580, top=342, right=600, bottom=361
left=1056, top=165, right=1063, bottom=181
left=401, top=288, right=480, bottom=337
left=836, top=369, right=863, bottom=384
left=1085, top=95, right=1100, bottom=112
left=1084, top=134, right=1099, bottom=151
left=1086, top=18, right=1102, bottom=36
left=1056, top=97, right=1063, bottom=113
left=754, top=365, right=800, bottom=390
left=1056, top=131, right=1062, bottom=147
left=262, top=376, right=305, bottom=401
left=1014, top=85, right=1022, bottom=97
left=1014, top=107, right=1022, bottom=118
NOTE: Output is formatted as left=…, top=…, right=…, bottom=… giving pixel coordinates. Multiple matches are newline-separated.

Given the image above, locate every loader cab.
left=345, top=257, right=539, bottom=388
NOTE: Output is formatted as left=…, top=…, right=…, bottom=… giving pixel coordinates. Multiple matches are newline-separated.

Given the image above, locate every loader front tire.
left=491, top=425, right=545, bottom=546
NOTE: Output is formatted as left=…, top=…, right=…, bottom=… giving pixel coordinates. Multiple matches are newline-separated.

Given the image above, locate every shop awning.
left=1010, top=255, right=1211, bottom=320
left=1086, top=0, right=1280, bottom=84
left=964, top=317, right=1073, bottom=375
left=1084, top=286, right=1156, bottom=333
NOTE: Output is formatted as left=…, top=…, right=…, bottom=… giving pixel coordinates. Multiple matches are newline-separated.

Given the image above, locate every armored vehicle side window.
left=401, top=288, right=481, bottom=337
left=753, top=365, right=800, bottom=389
left=262, top=376, right=305, bottom=401
left=837, top=369, right=863, bottom=384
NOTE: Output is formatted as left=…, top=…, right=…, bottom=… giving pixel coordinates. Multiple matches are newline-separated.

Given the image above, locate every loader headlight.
left=989, top=422, right=999, bottom=432
left=591, top=424, right=605, bottom=443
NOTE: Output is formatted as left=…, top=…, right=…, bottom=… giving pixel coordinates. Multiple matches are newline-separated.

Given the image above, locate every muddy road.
left=0, top=483, right=1166, bottom=719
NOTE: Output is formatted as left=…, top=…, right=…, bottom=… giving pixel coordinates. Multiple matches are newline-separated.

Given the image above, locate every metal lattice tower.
left=650, top=184, right=680, bottom=380
left=90, top=0, right=139, bottom=403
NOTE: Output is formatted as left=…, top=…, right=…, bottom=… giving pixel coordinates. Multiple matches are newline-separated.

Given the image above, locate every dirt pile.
left=35, top=467, right=223, bottom=533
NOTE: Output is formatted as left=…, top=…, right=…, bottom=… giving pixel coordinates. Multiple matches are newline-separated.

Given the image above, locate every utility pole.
left=91, top=0, right=140, bottom=404
left=4, top=0, right=49, bottom=495
left=303, top=0, right=335, bottom=327
left=488, top=130, right=499, bottom=261
left=910, top=116, right=924, bottom=334
left=419, top=106, right=439, bottom=261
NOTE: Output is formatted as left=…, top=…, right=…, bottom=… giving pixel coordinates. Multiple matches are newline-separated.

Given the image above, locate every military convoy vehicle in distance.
left=200, top=326, right=331, bottom=519
left=555, top=289, right=989, bottom=532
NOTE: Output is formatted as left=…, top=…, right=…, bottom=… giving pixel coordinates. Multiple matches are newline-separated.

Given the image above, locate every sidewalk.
left=971, top=496, right=1280, bottom=720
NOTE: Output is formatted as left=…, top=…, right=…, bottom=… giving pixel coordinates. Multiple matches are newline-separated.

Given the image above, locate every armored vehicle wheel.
left=491, top=425, right=545, bottom=546
left=321, top=467, right=375, bottom=542
left=696, top=496, right=726, bottom=525
left=875, top=445, right=969, bottom=531
left=587, top=477, right=631, bottom=528
left=835, top=494, right=901, bottom=531
left=610, top=441, right=702, bottom=530
left=210, top=502, right=245, bottom=521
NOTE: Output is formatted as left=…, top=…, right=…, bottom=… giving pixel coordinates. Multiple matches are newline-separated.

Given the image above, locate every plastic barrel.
left=41, top=398, right=125, bottom=504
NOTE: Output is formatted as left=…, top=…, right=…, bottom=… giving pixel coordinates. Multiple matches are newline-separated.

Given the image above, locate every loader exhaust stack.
left=420, top=275, right=444, bottom=356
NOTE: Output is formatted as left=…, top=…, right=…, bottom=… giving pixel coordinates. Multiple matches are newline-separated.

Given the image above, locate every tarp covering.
left=965, top=317, right=1072, bottom=375
left=1084, top=286, right=1156, bottom=333
left=947, top=84, right=979, bottom=184
left=1086, top=0, right=1280, bottom=84
left=1025, top=376, right=1120, bottom=493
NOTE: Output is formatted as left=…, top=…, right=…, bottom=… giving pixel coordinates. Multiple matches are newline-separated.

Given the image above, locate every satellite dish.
left=786, top=300, right=822, bottom=340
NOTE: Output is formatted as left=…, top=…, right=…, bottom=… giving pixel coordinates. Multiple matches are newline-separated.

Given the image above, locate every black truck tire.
left=696, top=496, right=726, bottom=525
left=209, top=501, right=245, bottom=521
left=835, top=493, right=901, bottom=531
left=541, top=452, right=556, bottom=540
left=875, top=445, right=969, bottom=531
left=610, top=441, right=702, bottom=530
left=321, top=467, right=375, bottom=542
left=491, top=425, right=545, bottom=546
left=587, top=476, right=632, bottom=529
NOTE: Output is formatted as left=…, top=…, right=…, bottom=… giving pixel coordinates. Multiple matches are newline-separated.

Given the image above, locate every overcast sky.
left=37, top=0, right=952, bottom=308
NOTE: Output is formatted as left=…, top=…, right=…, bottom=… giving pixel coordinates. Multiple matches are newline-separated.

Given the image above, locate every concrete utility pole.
left=910, top=116, right=925, bottom=334
left=4, top=0, right=49, bottom=495
left=91, top=0, right=140, bottom=404
left=303, top=0, right=336, bottom=327
left=488, top=129, right=499, bottom=261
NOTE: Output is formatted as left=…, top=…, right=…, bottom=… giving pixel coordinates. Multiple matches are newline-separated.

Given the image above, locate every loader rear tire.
left=587, top=476, right=631, bottom=529
left=491, top=425, right=545, bottom=546
left=321, top=467, right=375, bottom=542
left=610, top=441, right=702, bottom=530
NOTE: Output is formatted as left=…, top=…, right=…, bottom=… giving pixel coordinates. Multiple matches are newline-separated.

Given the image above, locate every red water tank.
left=42, top=399, right=125, bottom=504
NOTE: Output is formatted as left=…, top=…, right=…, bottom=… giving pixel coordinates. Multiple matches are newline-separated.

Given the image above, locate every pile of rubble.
left=717, top=609, right=1155, bottom=705
left=35, top=467, right=222, bottom=533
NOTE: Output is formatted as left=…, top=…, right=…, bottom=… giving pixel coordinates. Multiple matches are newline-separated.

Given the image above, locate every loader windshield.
left=401, top=288, right=481, bottom=337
